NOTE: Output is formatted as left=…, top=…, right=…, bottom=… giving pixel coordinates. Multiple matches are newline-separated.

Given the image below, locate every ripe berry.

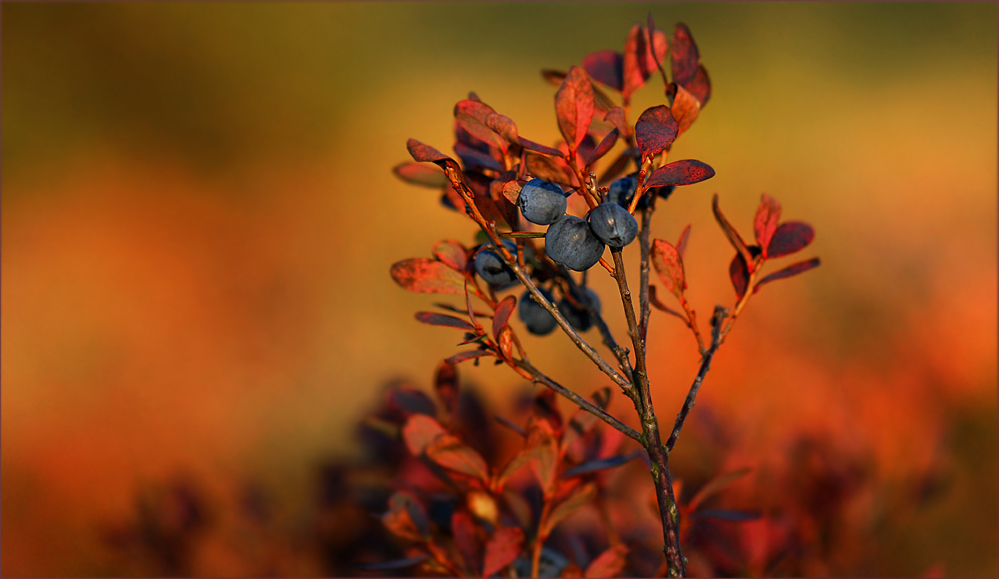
left=607, top=175, right=651, bottom=210
left=518, top=288, right=557, bottom=336
left=518, top=179, right=567, bottom=225
left=558, top=287, right=601, bottom=332
left=474, top=240, right=518, bottom=289
left=587, top=202, right=638, bottom=247
left=544, top=215, right=605, bottom=272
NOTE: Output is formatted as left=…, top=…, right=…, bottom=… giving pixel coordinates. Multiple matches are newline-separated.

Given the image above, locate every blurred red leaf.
left=415, top=311, right=477, bottom=331
left=582, top=128, right=619, bottom=166
left=584, top=544, right=629, bottom=578
left=393, top=161, right=448, bottom=188
left=562, top=451, right=642, bottom=478
left=688, top=467, right=753, bottom=512
left=635, top=105, right=678, bottom=159
left=442, top=182, right=468, bottom=212
left=402, top=414, right=447, bottom=455
left=542, top=69, right=567, bottom=85
left=425, top=433, right=490, bottom=482
left=527, top=419, right=560, bottom=496
left=754, top=195, right=782, bottom=257
left=526, top=152, right=574, bottom=186
left=767, top=221, right=815, bottom=258
left=541, top=482, right=597, bottom=536
left=623, top=24, right=668, bottom=98
left=670, top=84, right=702, bottom=136
left=435, top=361, right=459, bottom=416
left=646, top=159, right=715, bottom=188
left=455, top=99, right=517, bottom=150
left=382, top=491, right=430, bottom=542
left=649, top=285, right=688, bottom=321
left=356, top=556, right=427, bottom=571
left=519, top=136, right=565, bottom=158
left=433, top=240, right=468, bottom=273
left=603, top=107, right=627, bottom=135
left=671, top=23, right=700, bottom=88
left=492, top=295, right=517, bottom=341
left=451, top=510, right=482, bottom=574
left=583, top=49, right=624, bottom=91
left=676, top=224, right=692, bottom=258
left=688, top=64, right=712, bottom=106
left=482, top=526, right=525, bottom=577
left=755, top=257, right=821, bottom=291
left=651, top=239, right=687, bottom=297
left=729, top=253, right=750, bottom=299
left=455, top=141, right=505, bottom=172
left=391, top=258, right=468, bottom=295
left=534, top=388, right=564, bottom=432
left=712, top=194, right=754, bottom=270
left=692, top=509, right=762, bottom=522
left=388, top=386, right=437, bottom=418
left=446, top=350, right=494, bottom=365
left=555, top=66, right=595, bottom=151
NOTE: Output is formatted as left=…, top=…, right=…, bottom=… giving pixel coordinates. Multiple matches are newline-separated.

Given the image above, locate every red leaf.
left=603, top=107, right=627, bottom=135
left=382, top=491, right=430, bottom=542
left=407, top=138, right=461, bottom=174
left=533, top=389, right=564, bottom=432
left=635, top=105, right=678, bottom=159
left=729, top=253, right=750, bottom=299
left=767, top=221, right=815, bottom=258
left=486, top=113, right=519, bottom=145
left=541, top=69, right=567, bottom=85
left=425, top=433, right=490, bottom=482
left=688, top=467, right=753, bottom=512
left=712, top=195, right=754, bottom=271
left=676, top=224, right=692, bottom=259
left=402, top=414, right=447, bottom=455
left=451, top=510, right=482, bottom=574
left=648, top=285, right=687, bottom=321
left=754, top=195, right=782, bottom=257
left=671, top=23, right=700, bottom=88
left=670, top=83, right=702, bottom=137
left=526, top=152, right=574, bottom=186
left=582, top=49, right=624, bottom=91
left=584, top=544, right=629, bottom=578
left=387, top=386, right=437, bottom=418
left=455, top=141, right=505, bottom=172
left=391, top=258, right=468, bottom=295
left=435, top=361, right=460, bottom=416
left=555, top=66, right=595, bottom=151
left=646, top=159, right=714, bottom=188
left=415, top=311, right=476, bottom=331
left=582, top=128, right=619, bottom=166
left=651, top=239, right=687, bottom=297
left=541, top=482, right=597, bottom=536
left=597, top=149, right=633, bottom=185
left=482, top=526, right=525, bottom=577
left=455, top=100, right=505, bottom=149
left=755, top=257, right=821, bottom=291
left=446, top=350, right=494, bottom=365
left=433, top=240, right=468, bottom=273
left=687, top=64, right=712, bottom=106
left=623, top=25, right=667, bottom=99
left=492, top=295, right=517, bottom=341
left=519, top=137, right=565, bottom=158
left=393, top=161, right=447, bottom=188
left=527, top=419, right=560, bottom=496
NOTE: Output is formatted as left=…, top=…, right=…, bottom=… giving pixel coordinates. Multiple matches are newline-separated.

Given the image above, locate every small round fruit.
left=606, top=175, right=651, bottom=210
left=518, top=179, right=567, bottom=225
left=650, top=184, right=676, bottom=201
left=587, top=202, right=639, bottom=247
left=518, top=288, right=558, bottom=336
left=474, top=240, right=518, bottom=289
left=544, top=215, right=605, bottom=272
left=558, top=287, right=601, bottom=332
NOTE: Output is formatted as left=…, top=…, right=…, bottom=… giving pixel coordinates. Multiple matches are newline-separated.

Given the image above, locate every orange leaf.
left=584, top=544, right=629, bottom=578
left=541, top=482, right=597, bottom=536
left=391, top=258, right=467, bottom=295
left=425, top=433, right=490, bottom=482
left=670, top=84, right=701, bottom=136
left=433, top=239, right=469, bottom=273
left=492, top=295, right=517, bottom=341
left=623, top=24, right=667, bottom=99
left=482, top=526, right=525, bottom=577
left=402, top=414, right=447, bottom=455
left=651, top=239, right=687, bottom=297
left=555, top=66, right=595, bottom=151
left=754, top=195, right=782, bottom=257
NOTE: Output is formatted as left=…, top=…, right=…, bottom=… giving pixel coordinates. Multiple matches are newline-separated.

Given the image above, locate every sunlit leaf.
left=671, top=23, right=700, bottom=88
left=651, top=239, right=687, bottom=297
left=433, top=240, right=468, bottom=273
left=483, top=526, right=525, bottom=577
left=402, top=414, right=447, bottom=455
left=541, top=482, right=597, bottom=536
left=393, top=161, right=448, bottom=188
left=492, top=295, right=517, bottom=341
left=670, top=84, right=701, bottom=136
left=767, top=221, right=815, bottom=258
left=754, top=195, right=782, bottom=257
left=446, top=350, right=494, bottom=365
left=584, top=544, right=629, bottom=578
left=555, top=66, right=595, bottom=151
left=382, top=491, right=430, bottom=542
left=687, top=64, right=712, bottom=106
left=583, top=49, right=624, bottom=91
left=729, top=253, right=750, bottom=299
left=562, top=451, right=642, bottom=478
left=407, top=138, right=462, bottom=174
left=712, top=194, right=754, bottom=270
left=391, top=258, right=468, bottom=295
left=646, top=159, right=715, bottom=188
left=519, top=136, right=565, bottom=158
left=527, top=419, right=560, bottom=496
left=526, top=152, right=574, bottom=186
left=425, top=433, right=490, bottom=482
left=582, top=128, right=619, bottom=166
left=603, top=107, right=627, bottom=135
left=755, top=257, right=821, bottom=291
left=623, top=24, right=667, bottom=99
left=635, top=105, right=678, bottom=159
left=415, top=311, right=477, bottom=331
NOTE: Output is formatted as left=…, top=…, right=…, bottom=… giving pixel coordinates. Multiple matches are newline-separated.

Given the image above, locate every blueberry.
left=607, top=174, right=652, bottom=210
left=586, top=202, right=638, bottom=247
left=518, top=288, right=558, bottom=336
left=544, top=215, right=605, bottom=272
left=651, top=184, right=676, bottom=201
left=558, top=287, right=601, bottom=332
left=518, top=179, right=567, bottom=225
left=475, top=240, right=518, bottom=289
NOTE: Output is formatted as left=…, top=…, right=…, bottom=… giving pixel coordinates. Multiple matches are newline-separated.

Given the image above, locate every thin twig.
left=665, top=305, right=727, bottom=452
left=638, top=207, right=653, bottom=350
left=515, top=359, right=641, bottom=443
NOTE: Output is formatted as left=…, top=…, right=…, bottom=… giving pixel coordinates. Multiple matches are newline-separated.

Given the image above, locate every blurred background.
left=2, top=2, right=996, bottom=576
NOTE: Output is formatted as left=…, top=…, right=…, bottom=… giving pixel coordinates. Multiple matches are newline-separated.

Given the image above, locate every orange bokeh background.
left=2, top=3, right=996, bottom=576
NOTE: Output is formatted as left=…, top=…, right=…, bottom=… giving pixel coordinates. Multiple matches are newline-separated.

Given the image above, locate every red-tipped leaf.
left=635, top=105, right=679, bottom=159
left=433, top=240, right=468, bottom=272
left=391, top=258, right=468, bottom=295
left=451, top=511, right=481, bottom=574
left=541, top=482, right=597, bottom=536
left=671, top=23, right=700, bottom=88
left=767, top=221, right=815, bottom=257
left=555, top=66, right=596, bottom=151
left=669, top=84, right=702, bottom=136
left=402, top=414, right=447, bottom=455
left=754, top=195, right=782, bottom=256
left=651, top=239, right=687, bottom=297
left=622, top=25, right=668, bottom=99
left=407, top=139, right=461, bottom=174
left=582, top=49, right=624, bottom=91
left=688, top=64, right=712, bottom=106
left=646, top=159, right=715, bottom=188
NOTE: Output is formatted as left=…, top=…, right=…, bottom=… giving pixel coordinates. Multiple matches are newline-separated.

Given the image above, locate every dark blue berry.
left=518, top=179, right=567, bottom=225
left=474, top=240, right=518, bottom=289
left=607, top=174, right=651, bottom=210
left=544, top=215, right=605, bottom=272
left=518, top=288, right=557, bottom=336
left=587, top=202, right=638, bottom=247
left=558, top=287, right=601, bottom=332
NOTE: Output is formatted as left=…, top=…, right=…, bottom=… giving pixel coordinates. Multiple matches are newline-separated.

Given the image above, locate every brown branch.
left=665, top=305, right=727, bottom=452
left=638, top=207, right=653, bottom=349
